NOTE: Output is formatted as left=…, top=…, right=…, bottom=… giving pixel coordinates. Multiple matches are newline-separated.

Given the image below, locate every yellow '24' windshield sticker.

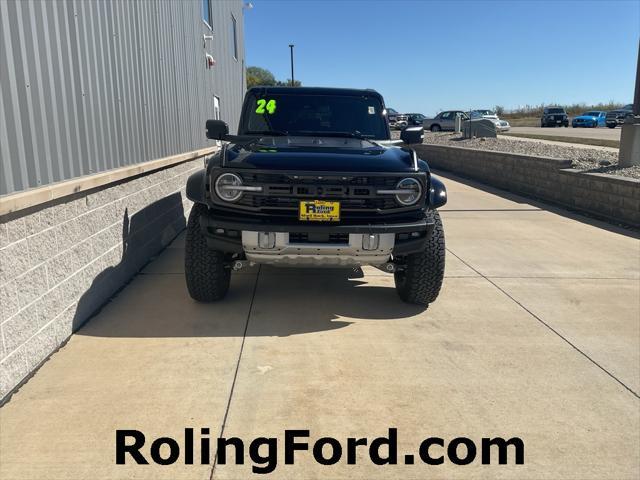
left=255, top=99, right=276, bottom=114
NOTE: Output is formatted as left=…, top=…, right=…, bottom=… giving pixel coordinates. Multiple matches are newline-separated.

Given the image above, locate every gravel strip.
left=391, top=130, right=639, bottom=179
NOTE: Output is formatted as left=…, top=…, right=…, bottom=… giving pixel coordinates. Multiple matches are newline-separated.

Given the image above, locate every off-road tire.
left=394, top=210, right=445, bottom=306
left=185, top=203, right=230, bottom=302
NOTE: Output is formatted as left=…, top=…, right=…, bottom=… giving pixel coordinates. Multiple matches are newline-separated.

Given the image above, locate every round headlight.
left=215, top=173, right=244, bottom=202
left=395, top=178, right=422, bottom=206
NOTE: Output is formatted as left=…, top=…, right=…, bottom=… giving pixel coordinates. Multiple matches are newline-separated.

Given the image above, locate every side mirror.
left=205, top=119, right=229, bottom=140
left=429, top=176, right=447, bottom=209
left=400, top=126, right=424, bottom=144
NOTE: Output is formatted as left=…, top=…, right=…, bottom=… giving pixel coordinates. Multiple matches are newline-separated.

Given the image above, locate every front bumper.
left=242, top=232, right=396, bottom=266
left=544, top=117, right=568, bottom=125
left=199, top=211, right=434, bottom=261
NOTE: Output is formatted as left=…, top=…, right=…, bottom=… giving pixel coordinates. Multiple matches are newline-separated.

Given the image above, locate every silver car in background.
left=423, top=110, right=469, bottom=131
left=470, top=109, right=510, bottom=132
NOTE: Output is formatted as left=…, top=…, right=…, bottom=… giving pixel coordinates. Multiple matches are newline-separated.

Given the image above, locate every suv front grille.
left=237, top=195, right=397, bottom=210
left=221, top=172, right=418, bottom=218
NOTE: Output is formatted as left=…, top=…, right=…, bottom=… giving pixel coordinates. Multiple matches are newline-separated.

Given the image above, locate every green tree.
left=246, top=66, right=302, bottom=88
left=246, top=66, right=276, bottom=88
left=275, top=79, right=302, bottom=87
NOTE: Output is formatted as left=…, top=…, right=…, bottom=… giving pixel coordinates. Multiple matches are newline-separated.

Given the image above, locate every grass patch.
left=506, top=117, right=540, bottom=127
left=501, top=132, right=620, bottom=148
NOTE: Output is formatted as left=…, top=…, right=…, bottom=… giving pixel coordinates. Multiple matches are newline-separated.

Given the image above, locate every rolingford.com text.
left=116, top=428, right=524, bottom=473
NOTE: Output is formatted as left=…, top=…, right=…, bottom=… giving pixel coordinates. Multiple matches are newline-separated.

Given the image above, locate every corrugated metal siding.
left=0, top=0, right=245, bottom=196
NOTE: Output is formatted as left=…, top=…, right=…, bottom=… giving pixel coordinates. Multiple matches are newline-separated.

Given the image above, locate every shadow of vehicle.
left=76, top=261, right=428, bottom=339
left=72, top=192, right=186, bottom=333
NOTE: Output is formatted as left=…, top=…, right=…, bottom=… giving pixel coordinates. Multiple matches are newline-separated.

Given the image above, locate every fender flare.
left=186, top=170, right=207, bottom=204
left=429, top=175, right=447, bottom=209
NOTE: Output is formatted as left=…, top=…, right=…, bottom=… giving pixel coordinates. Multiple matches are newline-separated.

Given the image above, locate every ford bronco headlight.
left=215, top=173, right=245, bottom=202
left=394, top=178, right=422, bottom=206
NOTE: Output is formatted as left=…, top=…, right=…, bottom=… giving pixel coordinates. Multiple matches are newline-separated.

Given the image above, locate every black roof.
left=246, top=86, right=383, bottom=98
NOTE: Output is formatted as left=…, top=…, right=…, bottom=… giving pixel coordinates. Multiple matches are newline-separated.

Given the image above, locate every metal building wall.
left=0, top=0, right=245, bottom=196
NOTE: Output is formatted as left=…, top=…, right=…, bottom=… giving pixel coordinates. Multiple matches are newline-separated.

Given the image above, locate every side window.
left=230, top=15, right=238, bottom=60
left=202, top=0, right=212, bottom=28
left=440, top=112, right=451, bottom=119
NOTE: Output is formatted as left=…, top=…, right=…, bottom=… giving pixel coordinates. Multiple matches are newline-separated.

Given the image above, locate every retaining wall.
left=412, top=144, right=640, bottom=227
left=0, top=152, right=209, bottom=401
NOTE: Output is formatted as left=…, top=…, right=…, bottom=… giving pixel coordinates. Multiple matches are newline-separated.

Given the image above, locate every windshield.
left=476, top=110, right=494, bottom=115
left=547, top=108, right=564, bottom=114
left=241, top=92, right=389, bottom=139
left=583, top=111, right=600, bottom=116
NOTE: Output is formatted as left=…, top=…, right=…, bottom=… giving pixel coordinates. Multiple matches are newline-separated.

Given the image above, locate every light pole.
left=633, top=38, right=640, bottom=117
left=289, top=44, right=295, bottom=86
left=619, top=39, right=640, bottom=167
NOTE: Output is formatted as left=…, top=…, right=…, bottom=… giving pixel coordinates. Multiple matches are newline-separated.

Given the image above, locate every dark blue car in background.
left=572, top=111, right=606, bottom=128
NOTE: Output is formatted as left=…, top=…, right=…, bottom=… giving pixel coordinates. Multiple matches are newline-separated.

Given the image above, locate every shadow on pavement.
left=72, top=192, right=186, bottom=333
left=76, top=266, right=428, bottom=339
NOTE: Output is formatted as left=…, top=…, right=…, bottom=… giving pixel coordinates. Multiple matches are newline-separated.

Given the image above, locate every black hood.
left=223, top=141, right=418, bottom=173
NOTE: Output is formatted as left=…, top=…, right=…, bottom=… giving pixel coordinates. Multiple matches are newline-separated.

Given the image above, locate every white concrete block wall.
left=0, top=159, right=201, bottom=401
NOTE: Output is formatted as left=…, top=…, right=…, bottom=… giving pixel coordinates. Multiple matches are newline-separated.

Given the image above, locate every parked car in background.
left=404, top=113, right=427, bottom=127
left=386, top=107, right=398, bottom=127
left=386, top=107, right=399, bottom=127
left=423, top=110, right=468, bottom=132
left=470, top=109, right=499, bottom=120
left=495, top=119, right=511, bottom=132
left=469, top=110, right=511, bottom=132
left=394, top=113, right=409, bottom=129
left=386, top=108, right=408, bottom=129
left=605, top=104, right=634, bottom=128
left=572, top=111, right=606, bottom=128
left=541, top=107, right=569, bottom=127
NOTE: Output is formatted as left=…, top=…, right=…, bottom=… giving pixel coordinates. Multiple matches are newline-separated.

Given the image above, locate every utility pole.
left=289, top=44, right=295, bottom=86
left=633, top=39, right=640, bottom=117
left=619, top=39, right=640, bottom=167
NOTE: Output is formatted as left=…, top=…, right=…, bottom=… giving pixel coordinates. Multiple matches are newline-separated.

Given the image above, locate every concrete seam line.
left=210, top=266, right=262, bottom=479
left=445, top=248, right=640, bottom=400
left=0, top=146, right=216, bottom=216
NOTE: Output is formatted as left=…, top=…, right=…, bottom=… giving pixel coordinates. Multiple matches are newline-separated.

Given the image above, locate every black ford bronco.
left=185, top=87, right=447, bottom=305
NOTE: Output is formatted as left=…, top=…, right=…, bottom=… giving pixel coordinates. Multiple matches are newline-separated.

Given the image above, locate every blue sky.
left=244, top=0, right=639, bottom=115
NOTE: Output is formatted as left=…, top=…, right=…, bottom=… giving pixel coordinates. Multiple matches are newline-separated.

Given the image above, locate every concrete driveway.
left=1, top=172, right=639, bottom=480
